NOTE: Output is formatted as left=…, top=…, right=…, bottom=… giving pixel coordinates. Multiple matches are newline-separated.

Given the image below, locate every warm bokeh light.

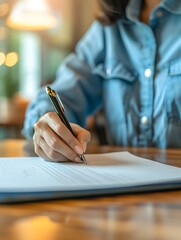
left=6, top=0, right=58, bottom=31
left=5, top=52, right=19, bottom=67
left=0, top=3, right=9, bottom=17
left=7, top=14, right=58, bottom=31
left=0, top=52, right=5, bottom=66
left=13, top=216, right=60, bottom=240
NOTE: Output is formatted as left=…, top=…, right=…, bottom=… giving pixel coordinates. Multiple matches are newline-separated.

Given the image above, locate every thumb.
left=71, top=123, right=91, bottom=153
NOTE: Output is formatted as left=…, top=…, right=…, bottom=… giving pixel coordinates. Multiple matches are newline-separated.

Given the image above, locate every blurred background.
left=0, top=0, right=103, bottom=142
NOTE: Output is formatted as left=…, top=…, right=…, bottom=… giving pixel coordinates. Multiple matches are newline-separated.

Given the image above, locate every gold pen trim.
left=46, top=86, right=56, bottom=97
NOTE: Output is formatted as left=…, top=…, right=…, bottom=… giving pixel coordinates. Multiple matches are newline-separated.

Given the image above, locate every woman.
left=23, top=0, right=181, bottom=162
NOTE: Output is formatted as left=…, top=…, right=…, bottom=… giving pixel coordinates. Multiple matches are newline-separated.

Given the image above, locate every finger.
left=34, top=136, right=66, bottom=162
left=34, top=142, right=65, bottom=162
left=72, top=124, right=91, bottom=153
left=33, top=133, right=53, bottom=161
left=40, top=124, right=83, bottom=163
left=37, top=136, right=82, bottom=163
left=34, top=114, right=83, bottom=161
left=44, top=113, right=84, bottom=155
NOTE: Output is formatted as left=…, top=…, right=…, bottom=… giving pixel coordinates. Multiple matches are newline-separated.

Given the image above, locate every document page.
left=1, top=151, right=181, bottom=193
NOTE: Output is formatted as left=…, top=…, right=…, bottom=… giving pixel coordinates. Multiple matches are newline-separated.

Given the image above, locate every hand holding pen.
left=33, top=86, right=91, bottom=163
left=46, top=86, right=88, bottom=163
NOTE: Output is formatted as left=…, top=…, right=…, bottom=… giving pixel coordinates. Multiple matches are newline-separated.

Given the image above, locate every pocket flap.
left=93, top=61, right=137, bottom=82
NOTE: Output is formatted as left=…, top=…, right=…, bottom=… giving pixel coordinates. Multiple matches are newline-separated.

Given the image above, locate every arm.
left=22, top=21, right=105, bottom=162
left=23, top=21, right=105, bottom=139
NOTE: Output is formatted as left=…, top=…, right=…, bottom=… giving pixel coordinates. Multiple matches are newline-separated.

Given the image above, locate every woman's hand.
left=33, top=112, right=91, bottom=163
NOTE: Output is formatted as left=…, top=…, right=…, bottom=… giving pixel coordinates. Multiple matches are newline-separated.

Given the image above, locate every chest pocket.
left=167, top=57, right=181, bottom=120
left=93, top=60, right=138, bottom=108
left=93, top=61, right=137, bottom=81
left=105, top=62, right=138, bottom=110
left=105, top=62, right=137, bottom=82
left=94, top=61, right=138, bottom=124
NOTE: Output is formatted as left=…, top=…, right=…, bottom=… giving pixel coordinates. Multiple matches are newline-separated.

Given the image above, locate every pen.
left=46, top=86, right=87, bottom=164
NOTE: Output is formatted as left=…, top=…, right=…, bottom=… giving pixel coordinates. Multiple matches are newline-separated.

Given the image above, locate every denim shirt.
left=23, top=0, right=181, bottom=148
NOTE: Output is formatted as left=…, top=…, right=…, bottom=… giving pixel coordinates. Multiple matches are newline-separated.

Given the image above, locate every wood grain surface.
left=0, top=140, right=181, bottom=240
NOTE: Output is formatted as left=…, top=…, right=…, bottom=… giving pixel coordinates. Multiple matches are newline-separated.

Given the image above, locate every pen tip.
left=81, top=155, right=87, bottom=164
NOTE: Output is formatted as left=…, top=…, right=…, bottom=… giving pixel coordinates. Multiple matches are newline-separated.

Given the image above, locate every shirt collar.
left=126, top=0, right=181, bottom=21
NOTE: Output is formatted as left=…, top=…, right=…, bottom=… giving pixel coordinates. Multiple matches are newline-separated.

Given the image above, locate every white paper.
left=0, top=151, right=181, bottom=192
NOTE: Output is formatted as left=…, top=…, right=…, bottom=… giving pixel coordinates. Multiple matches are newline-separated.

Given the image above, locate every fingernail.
left=83, top=141, right=87, bottom=153
left=75, top=145, right=83, bottom=155
left=74, top=157, right=83, bottom=163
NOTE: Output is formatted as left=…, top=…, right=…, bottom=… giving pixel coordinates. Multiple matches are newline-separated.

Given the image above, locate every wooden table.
left=0, top=140, right=181, bottom=240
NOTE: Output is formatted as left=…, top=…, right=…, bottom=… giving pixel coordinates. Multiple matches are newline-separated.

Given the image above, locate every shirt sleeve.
left=22, top=21, right=105, bottom=139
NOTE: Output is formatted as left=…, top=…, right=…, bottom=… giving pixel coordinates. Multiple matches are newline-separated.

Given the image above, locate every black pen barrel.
left=48, top=95, right=75, bottom=137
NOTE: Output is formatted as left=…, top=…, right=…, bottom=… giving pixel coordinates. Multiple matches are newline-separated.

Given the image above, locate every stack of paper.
left=0, top=151, right=181, bottom=203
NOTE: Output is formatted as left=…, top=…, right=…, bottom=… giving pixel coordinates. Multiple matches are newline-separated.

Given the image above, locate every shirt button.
left=144, top=68, right=152, bottom=78
left=141, top=116, right=149, bottom=125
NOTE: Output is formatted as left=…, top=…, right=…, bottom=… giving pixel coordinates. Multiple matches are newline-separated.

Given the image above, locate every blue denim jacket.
left=23, top=0, right=181, bottom=148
